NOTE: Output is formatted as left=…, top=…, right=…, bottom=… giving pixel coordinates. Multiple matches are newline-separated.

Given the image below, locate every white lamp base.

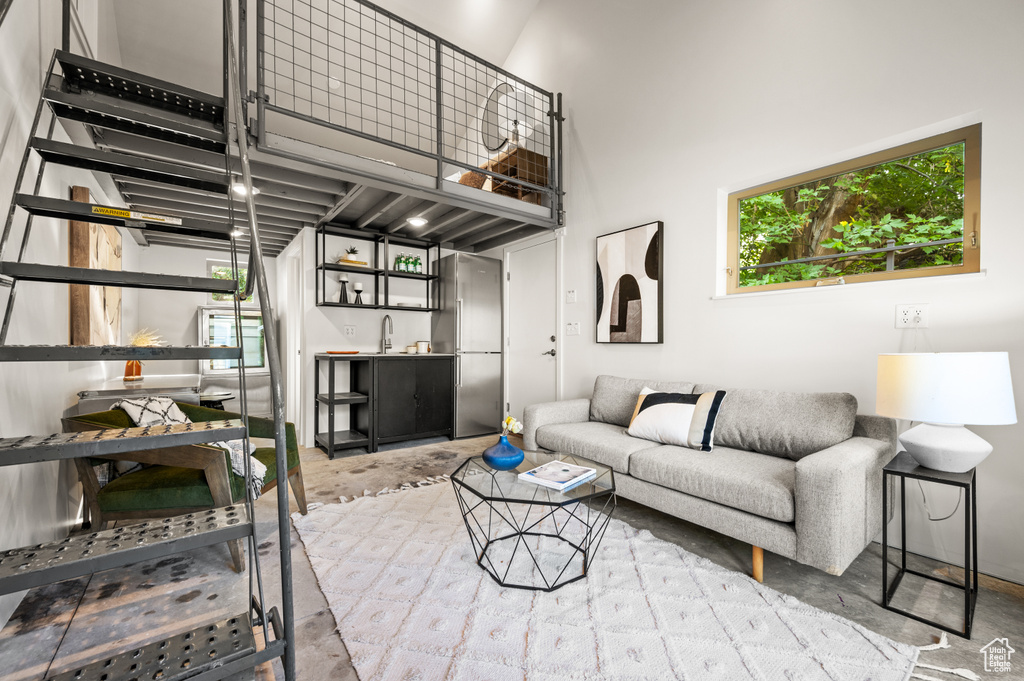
left=899, top=423, right=992, bottom=473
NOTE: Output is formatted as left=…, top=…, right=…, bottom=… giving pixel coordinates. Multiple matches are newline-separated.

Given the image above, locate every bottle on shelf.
left=414, top=255, right=423, bottom=274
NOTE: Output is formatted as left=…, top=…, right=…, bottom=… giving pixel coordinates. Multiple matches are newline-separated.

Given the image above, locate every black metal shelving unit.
left=315, top=224, right=441, bottom=311
left=314, top=353, right=374, bottom=458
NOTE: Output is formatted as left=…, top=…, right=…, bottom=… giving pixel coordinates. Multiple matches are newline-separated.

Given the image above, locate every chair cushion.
left=98, top=463, right=247, bottom=512
left=535, top=421, right=659, bottom=474
left=691, top=386, right=857, bottom=461
left=96, top=445, right=297, bottom=513
left=590, top=375, right=696, bottom=427
left=629, top=445, right=796, bottom=522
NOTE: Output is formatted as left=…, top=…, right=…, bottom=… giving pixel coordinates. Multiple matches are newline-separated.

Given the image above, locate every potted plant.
left=339, top=245, right=365, bottom=265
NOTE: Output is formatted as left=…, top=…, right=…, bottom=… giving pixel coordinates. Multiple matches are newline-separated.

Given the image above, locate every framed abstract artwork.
left=596, top=221, right=663, bottom=343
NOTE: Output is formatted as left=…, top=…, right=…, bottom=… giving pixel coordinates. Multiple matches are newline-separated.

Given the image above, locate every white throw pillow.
left=626, top=387, right=727, bottom=451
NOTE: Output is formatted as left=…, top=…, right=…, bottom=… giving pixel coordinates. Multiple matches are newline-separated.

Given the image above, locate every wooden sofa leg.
left=752, top=546, right=764, bottom=583
left=288, top=466, right=308, bottom=515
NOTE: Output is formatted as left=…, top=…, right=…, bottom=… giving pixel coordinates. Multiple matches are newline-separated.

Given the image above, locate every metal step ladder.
left=0, top=2, right=295, bottom=678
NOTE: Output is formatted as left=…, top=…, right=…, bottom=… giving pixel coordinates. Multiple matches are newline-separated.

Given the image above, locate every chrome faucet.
left=381, top=314, right=393, bottom=354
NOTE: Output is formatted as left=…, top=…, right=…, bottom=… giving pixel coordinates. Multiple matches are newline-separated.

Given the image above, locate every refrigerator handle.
left=456, top=298, right=463, bottom=351
left=455, top=354, right=461, bottom=387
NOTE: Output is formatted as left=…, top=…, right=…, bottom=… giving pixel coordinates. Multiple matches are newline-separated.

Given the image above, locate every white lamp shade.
left=876, top=352, right=1017, bottom=425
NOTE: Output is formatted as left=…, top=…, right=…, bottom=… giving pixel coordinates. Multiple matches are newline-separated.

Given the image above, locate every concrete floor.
left=2, top=435, right=1023, bottom=679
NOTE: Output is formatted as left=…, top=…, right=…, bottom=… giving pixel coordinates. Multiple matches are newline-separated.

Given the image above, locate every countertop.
left=314, top=352, right=454, bottom=359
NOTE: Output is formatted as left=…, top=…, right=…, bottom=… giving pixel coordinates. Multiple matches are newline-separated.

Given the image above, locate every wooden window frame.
left=726, top=124, right=981, bottom=294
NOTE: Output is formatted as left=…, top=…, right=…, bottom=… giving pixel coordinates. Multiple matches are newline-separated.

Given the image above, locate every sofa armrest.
left=795, top=435, right=896, bottom=575
left=853, top=414, right=898, bottom=450
left=523, top=398, right=591, bottom=450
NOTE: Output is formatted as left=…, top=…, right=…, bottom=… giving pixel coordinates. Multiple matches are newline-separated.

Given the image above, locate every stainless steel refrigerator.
left=432, top=253, right=503, bottom=438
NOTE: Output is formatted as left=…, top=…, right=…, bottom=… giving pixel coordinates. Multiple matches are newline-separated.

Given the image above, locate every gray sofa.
left=523, top=375, right=897, bottom=578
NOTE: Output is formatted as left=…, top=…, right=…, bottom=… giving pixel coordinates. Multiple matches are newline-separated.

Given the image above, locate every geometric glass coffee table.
left=451, top=450, right=616, bottom=592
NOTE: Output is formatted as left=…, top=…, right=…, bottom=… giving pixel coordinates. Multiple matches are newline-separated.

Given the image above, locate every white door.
left=506, top=237, right=558, bottom=421
left=281, top=247, right=303, bottom=432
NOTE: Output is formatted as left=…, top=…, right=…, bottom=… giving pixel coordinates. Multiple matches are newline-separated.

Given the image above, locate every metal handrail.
left=224, top=2, right=296, bottom=679
left=741, top=237, right=963, bottom=271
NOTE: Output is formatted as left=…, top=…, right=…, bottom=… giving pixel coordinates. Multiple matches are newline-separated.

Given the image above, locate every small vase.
left=123, top=360, right=143, bottom=382
left=482, top=434, right=524, bottom=471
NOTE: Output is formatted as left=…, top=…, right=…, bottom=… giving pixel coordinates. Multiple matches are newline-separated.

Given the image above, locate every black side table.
left=882, top=451, right=977, bottom=638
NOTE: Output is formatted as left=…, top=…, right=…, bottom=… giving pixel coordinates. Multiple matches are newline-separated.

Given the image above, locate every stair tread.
left=0, top=344, right=241, bottom=363
left=0, top=506, right=252, bottom=596
left=0, top=261, right=238, bottom=293
left=44, top=87, right=226, bottom=153
left=56, top=50, right=224, bottom=125
left=0, top=419, right=246, bottom=466
left=16, top=194, right=233, bottom=241
left=32, top=137, right=229, bottom=194
left=44, top=610, right=256, bottom=681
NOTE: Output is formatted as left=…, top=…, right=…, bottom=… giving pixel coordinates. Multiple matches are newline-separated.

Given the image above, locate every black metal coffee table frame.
left=451, top=452, right=616, bottom=592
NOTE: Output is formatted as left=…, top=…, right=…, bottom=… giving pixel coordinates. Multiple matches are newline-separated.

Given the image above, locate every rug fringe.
left=919, top=632, right=951, bottom=651
left=912, top=663, right=980, bottom=680
left=911, top=633, right=978, bottom=681
left=339, top=474, right=451, bottom=503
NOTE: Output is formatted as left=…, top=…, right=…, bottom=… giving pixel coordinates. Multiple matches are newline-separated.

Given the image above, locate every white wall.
left=135, top=244, right=276, bottom=372
left=504, top=0, right=1024, bottom=583
left=133, top=243, right=277, bottom=415
left=0, top=0, right=138, bottom=627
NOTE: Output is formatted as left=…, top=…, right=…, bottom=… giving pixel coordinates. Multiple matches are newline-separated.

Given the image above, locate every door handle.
left=456, top=298, right=463, bottom=350
left=542, top=349, right=556, bottom=356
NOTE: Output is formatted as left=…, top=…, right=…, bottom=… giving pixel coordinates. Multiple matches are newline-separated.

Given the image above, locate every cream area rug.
left=293, top=481, right=919, bottom=681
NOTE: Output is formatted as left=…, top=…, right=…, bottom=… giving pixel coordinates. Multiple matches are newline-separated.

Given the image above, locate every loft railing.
left=248, top=0, right=563, bottom=223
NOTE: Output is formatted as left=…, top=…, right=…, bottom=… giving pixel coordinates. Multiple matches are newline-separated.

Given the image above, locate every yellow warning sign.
left=91, top=206, right=130, bottom=219
left=91, top=206, right=182, bottom=226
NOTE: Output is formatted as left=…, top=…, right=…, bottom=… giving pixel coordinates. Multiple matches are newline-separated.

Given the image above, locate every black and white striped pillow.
left=626, top=388, right=727, bottom=451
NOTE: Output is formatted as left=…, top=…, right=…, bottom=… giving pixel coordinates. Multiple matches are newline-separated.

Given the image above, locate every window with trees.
left=727, top=125, right=980, bottom=293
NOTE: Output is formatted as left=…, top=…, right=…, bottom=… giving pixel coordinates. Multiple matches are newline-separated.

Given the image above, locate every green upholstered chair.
left=63, top=403, right=307, bottom=572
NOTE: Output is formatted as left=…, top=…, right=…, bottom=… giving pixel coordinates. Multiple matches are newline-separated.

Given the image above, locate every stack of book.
left=518, top=461, right=597, bottom=492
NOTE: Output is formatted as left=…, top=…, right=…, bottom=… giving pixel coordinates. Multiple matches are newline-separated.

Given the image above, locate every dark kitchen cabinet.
left=376, top=356, right=454, bottom=445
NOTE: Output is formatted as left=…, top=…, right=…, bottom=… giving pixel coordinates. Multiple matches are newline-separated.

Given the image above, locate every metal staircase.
left=0, top=2, right=295, bottom=678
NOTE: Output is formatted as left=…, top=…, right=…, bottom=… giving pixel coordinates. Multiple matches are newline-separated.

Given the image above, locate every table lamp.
left=876, top=352, right=1016, bottom=473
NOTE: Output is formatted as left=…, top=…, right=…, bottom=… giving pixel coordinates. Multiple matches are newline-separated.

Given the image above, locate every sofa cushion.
left=590, top=375, right=696, bottom=427
left=535, top=421, right=659, bottom=473
left=627, top=389, right=727, bottom=451
left=629, top=445, right=796, bottom=522
left=691, top=386, right=857, bottom=461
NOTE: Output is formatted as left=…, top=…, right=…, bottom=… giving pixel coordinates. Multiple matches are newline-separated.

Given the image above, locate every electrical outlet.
left=566, top=289, right=577, bottom=304
left=566, top=322, right=580, bottom=336
left=895, top=304, right=929, bottom=328
left=344, top=325, right=356, bottom=337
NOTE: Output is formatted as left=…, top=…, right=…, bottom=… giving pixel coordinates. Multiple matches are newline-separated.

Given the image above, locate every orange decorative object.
left=123, top=360, right=143, bottom=382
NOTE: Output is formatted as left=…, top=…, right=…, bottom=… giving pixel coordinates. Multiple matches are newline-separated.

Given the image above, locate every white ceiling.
left=109, top=0, right=540, bottom=96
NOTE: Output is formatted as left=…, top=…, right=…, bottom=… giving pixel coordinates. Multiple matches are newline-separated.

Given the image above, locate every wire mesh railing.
left=255, top=0, right=559, bottom=212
